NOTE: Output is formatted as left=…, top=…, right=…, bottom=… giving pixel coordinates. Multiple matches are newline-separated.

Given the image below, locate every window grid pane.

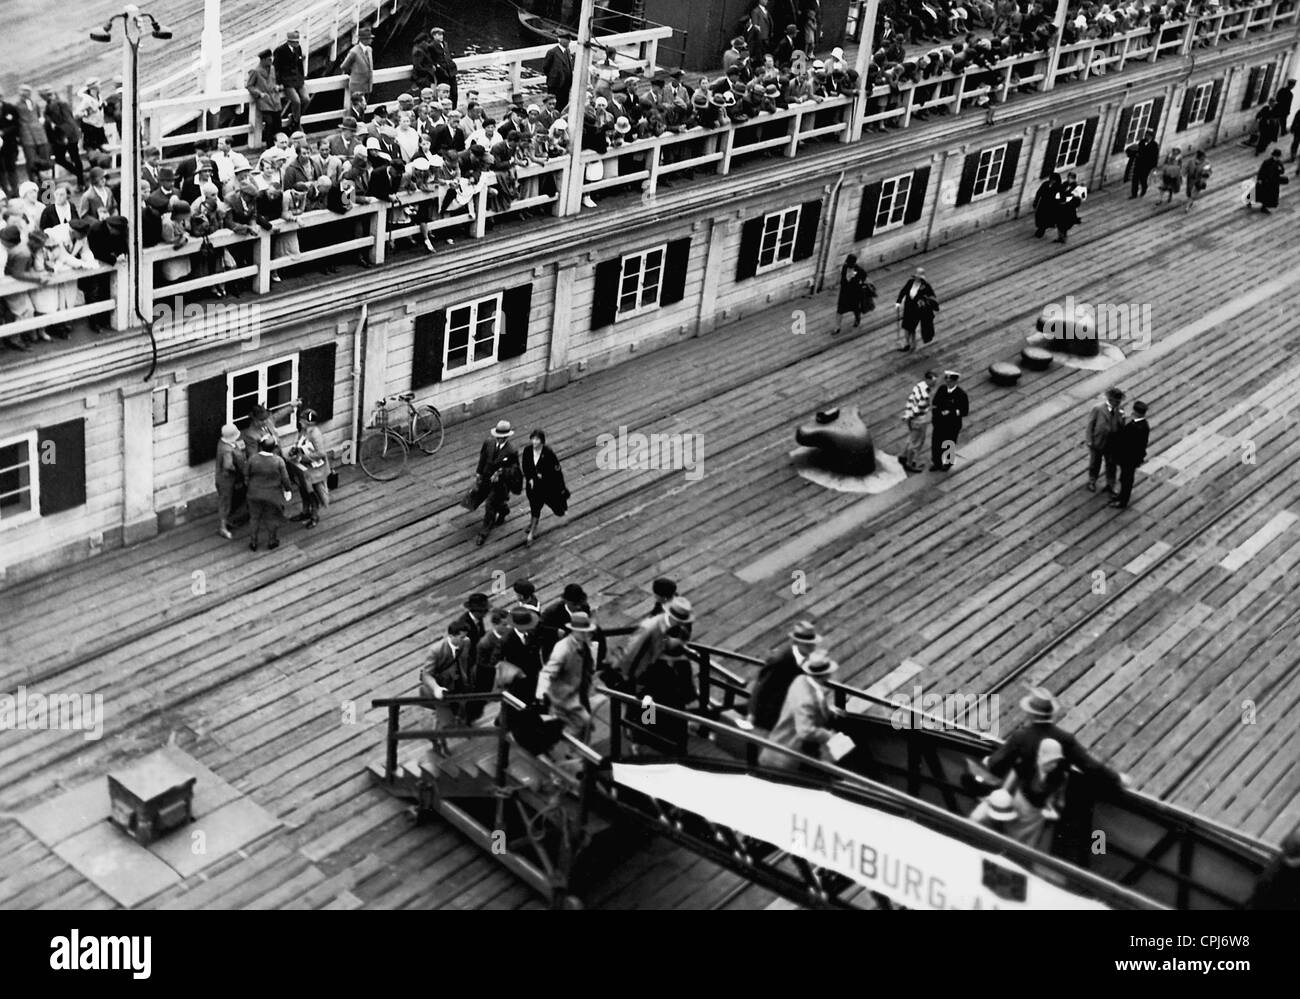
left=0, top=438, right=32, bottom=519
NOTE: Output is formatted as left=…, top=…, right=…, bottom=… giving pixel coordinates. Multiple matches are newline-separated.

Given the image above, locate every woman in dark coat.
left=1253, top=149, right=1289, bottom=214
left=1053, top=176, right=1084, bottom=244
left=895, top=267, right=939, bottom=351
left=520, top=428, right=569, bottom=545
left=1032, top=172, right=1059, bottom=238
left=833, top=252, right=873, bottom=334
left=245, top=437, right=292, bottom=551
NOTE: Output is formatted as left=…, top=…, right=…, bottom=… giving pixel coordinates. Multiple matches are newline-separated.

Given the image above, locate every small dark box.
left=107, top=755, right=197, bottom=845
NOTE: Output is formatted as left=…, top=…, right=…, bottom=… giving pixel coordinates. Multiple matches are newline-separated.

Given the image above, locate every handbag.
left=326, top=470, right=339, bottom=490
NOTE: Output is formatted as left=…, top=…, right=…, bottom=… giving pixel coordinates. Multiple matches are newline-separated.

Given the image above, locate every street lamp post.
left=90, top=4, right=171, bottom=376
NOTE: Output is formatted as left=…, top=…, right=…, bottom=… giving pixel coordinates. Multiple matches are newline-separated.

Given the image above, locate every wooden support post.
left=1042, top=0, right=1072, bottom=91
left=474, top=187, right=489, bottom=239
left=120, top=381, right=159, bottom=544
left=846, top=0, right=879, bottom=143
left=696, top=217, right=732, bottom=335
left=561, top=0, right=597, bottom=216
left=547, top=262, right=576, bottom=384
left=255, top=230, right=273, bottom=293
left=370, top=206, right=387, bottom=265
left=385, top=705, right=399, bottom=780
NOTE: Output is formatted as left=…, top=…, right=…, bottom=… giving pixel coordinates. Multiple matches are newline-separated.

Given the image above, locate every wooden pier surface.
left=1, top=138, right=1297, bottom=909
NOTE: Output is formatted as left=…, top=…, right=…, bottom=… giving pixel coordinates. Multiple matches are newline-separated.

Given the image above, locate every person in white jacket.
left=758, top=650, right=841, bottom=771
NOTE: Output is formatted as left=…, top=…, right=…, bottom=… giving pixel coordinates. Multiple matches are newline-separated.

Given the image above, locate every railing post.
left=112, top=262, right=131, bottom=332
left=1042, top=0, right=1072, bottom=92
left=369, top=205, right=387, bottom=265
left=785, top=111, right=801, bottom=157
left=385, top=704, right=399, bottom=780
left=697, top=650, right=713, bottom=715
left=645, top=144, right=660, bottom=201
left=719, top=126, right=736, bottom=174
left=609, top=696, right=623, bottom=761
left=846, top=0, right=878, bottom=143
left=248, top=106, right=260, bottom=150
left=474, top=187, right=489, bottom=239
left=509, top=57, right=521, bottom=98
left=645, top=38, right=659, bottom=73
left=255, top=229, right=273, bottom=293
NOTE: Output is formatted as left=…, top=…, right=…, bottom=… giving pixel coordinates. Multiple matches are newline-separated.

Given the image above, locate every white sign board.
left=612, top=763, right=1110, bottom=910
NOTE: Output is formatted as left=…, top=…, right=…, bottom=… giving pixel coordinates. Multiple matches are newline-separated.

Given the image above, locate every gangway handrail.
left=660, top=641, right=1277, bottom=859
left=596, top=685, right=1164, bottom=909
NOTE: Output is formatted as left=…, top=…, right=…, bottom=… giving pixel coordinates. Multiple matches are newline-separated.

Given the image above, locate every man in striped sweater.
left=900, top=370, right=938, bottom=473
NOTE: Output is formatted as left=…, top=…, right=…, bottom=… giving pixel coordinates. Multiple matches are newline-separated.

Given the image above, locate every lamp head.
left=89, top=21, right=113, bottom=42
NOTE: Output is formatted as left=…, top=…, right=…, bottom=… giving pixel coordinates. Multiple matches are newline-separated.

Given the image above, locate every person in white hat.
left=969, top=787, right=1021, bottom=835
left=537, top=610, right=598, bottom=743
left=757, top=650, right=842, bottom=771
left=214, top=423, right=248, bottom=539
left=467, top=420, right=521, bottom=546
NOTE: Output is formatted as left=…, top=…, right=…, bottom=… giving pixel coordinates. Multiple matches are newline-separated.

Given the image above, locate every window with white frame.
left=1055, top=121, right=1088, bottom=171
left=1187, top=82, right=1214, bottom=127
left=875, top=173, right=914, bottom=232
left=617, top=245, right=667, bottom=318
left=1125, top=100, right=1154, bottom=148
left=756, top=206, right=801, bottom=273
left=229, top=355, right=298, bottom=432
left=971, top=145, right=1006, bottom=200
left=445, top=293, right=502, bottom=375
left=0, top=430, right=39, bottom=528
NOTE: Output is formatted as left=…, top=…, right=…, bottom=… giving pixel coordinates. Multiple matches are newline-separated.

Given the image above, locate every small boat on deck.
left=516, top=6, right=573, bottom=43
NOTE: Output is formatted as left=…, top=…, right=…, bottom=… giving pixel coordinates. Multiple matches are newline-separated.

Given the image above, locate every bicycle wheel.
left=359, top=430, right=409, bottom=481
left=413, top=405, right=445, bottom=455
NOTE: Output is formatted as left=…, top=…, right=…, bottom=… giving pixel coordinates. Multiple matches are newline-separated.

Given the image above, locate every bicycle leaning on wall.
left=358, top=392, right=445, bottom=481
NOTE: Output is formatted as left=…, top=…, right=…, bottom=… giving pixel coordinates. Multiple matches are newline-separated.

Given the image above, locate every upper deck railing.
left=1, top=0, right=1294, bottom=352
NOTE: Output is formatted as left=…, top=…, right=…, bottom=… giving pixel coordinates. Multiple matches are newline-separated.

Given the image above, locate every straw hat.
left=985, top=789, right=1017, bottom=822
left=490, top=420, right=514, bottom=439
left=789, top=620, right=821, bottom=645
left=1019, top=687, right=1061, bottom=721
left=567, top=611, right=597, bottom=633
left=800, top=650, right=838, bottom=677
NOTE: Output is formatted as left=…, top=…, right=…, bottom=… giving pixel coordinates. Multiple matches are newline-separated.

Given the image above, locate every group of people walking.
left=461, top=419, right=570, bottom=546
left=1032, top=171, right=1087, bottom=242
left=1117, top=128, right=1214, bottom=212
left=214, top=402, right=333, bottom=549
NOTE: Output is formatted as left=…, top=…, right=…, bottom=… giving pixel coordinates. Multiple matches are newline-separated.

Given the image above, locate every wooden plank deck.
left=2, top=139, right=1297, bottom=908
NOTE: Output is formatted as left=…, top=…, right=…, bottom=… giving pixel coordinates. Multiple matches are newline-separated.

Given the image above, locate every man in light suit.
left=1085, top=387, right=1125, bottom=494
left=341, top=26, right=375, bottom=114
left=537, top=611, right=598, bottom=741
left=740, top=620, right=821, bottom=733
left=1110, top=401, right=1150, bottom=510
left=247, top=50, right=282, bottom=150
left=419, top=618, right=473, bottom=751
left=613, top=596, right=694, bottom=688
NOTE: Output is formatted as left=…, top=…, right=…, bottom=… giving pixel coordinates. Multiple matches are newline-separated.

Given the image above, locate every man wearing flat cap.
left=930, top=371, right=969, bottom=472
left=428, top=27, right=459, bottom=109
left=247, top=50, right=282, bottom=149
left=274, top=30, right=306, bottom=131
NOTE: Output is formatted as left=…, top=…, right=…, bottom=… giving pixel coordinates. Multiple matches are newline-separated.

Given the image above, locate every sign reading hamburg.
left=611, top=763, right=1112, bottom=910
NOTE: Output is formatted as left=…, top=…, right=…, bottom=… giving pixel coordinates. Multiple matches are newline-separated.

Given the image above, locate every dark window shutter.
left=1149, top=95, right=1165, bottom=135
left=1077, top=117, right=1099, bottom=166
left=1260, top=64, right=1276, bottom=108
left=856, top=181, right=884, bottom=239
left=997, top=138, right=1022, bottom=193
left=1041, top=127, right=1063, bottom=178
left=1206, top=78, right=1224, bottom=122
left=1176, top=86, right=1193, bottom=131
left=298, top=341, right=338, bottom=422
left=412, top=310, right=446, bottom=389
left=735, top=216, right=764, bottom=281
left=904, top=167, right=929, bottom=225
left=1112, top=107, right=1134, bottom=154
left=955, top=151, right=980, bottom=206
left=187, top=372, right=228, bottom=466
left=1243, top=66, right=1263, bottom=111
left=660, top=237, right=691, bottom=306
left=498, top=283, right=533, bottom=361
left=792, top=199, right=822, bottom=262
left=590, top=257, right=622, bottom=329
left=37, top=419, right=87, bottom=516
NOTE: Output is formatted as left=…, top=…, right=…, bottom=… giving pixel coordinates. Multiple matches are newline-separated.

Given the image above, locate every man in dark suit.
left=1110, top=401, right=1150, bottom=510
left=274, top=30, right=307, bottom=131
left=495, top=605, right=565, bottom=754
left=542, top=39, right=574, bottom=107
left=328, top=117, right=358, bottom=158
left=470, top=608, right=511, bottom=722
left=470, top=420, right=521, bottom=545
left=428, top=27, right=459, bottom=109
left=538, top=583, right=608, bottom=670
left=455, top=592, right=490, bottom=666
left=1129, top=129, right=1160, bottom=198
left=0, top=91, right=22, bottom=195
left=740, top=620, right=820, bottom=733
left=14, top=84, right=50, bottom=183
left=930, top=370, right=969, bottom=472
left=772, top=22, right=800, bottom=68
left=140, top=145, right=162, bottom=193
